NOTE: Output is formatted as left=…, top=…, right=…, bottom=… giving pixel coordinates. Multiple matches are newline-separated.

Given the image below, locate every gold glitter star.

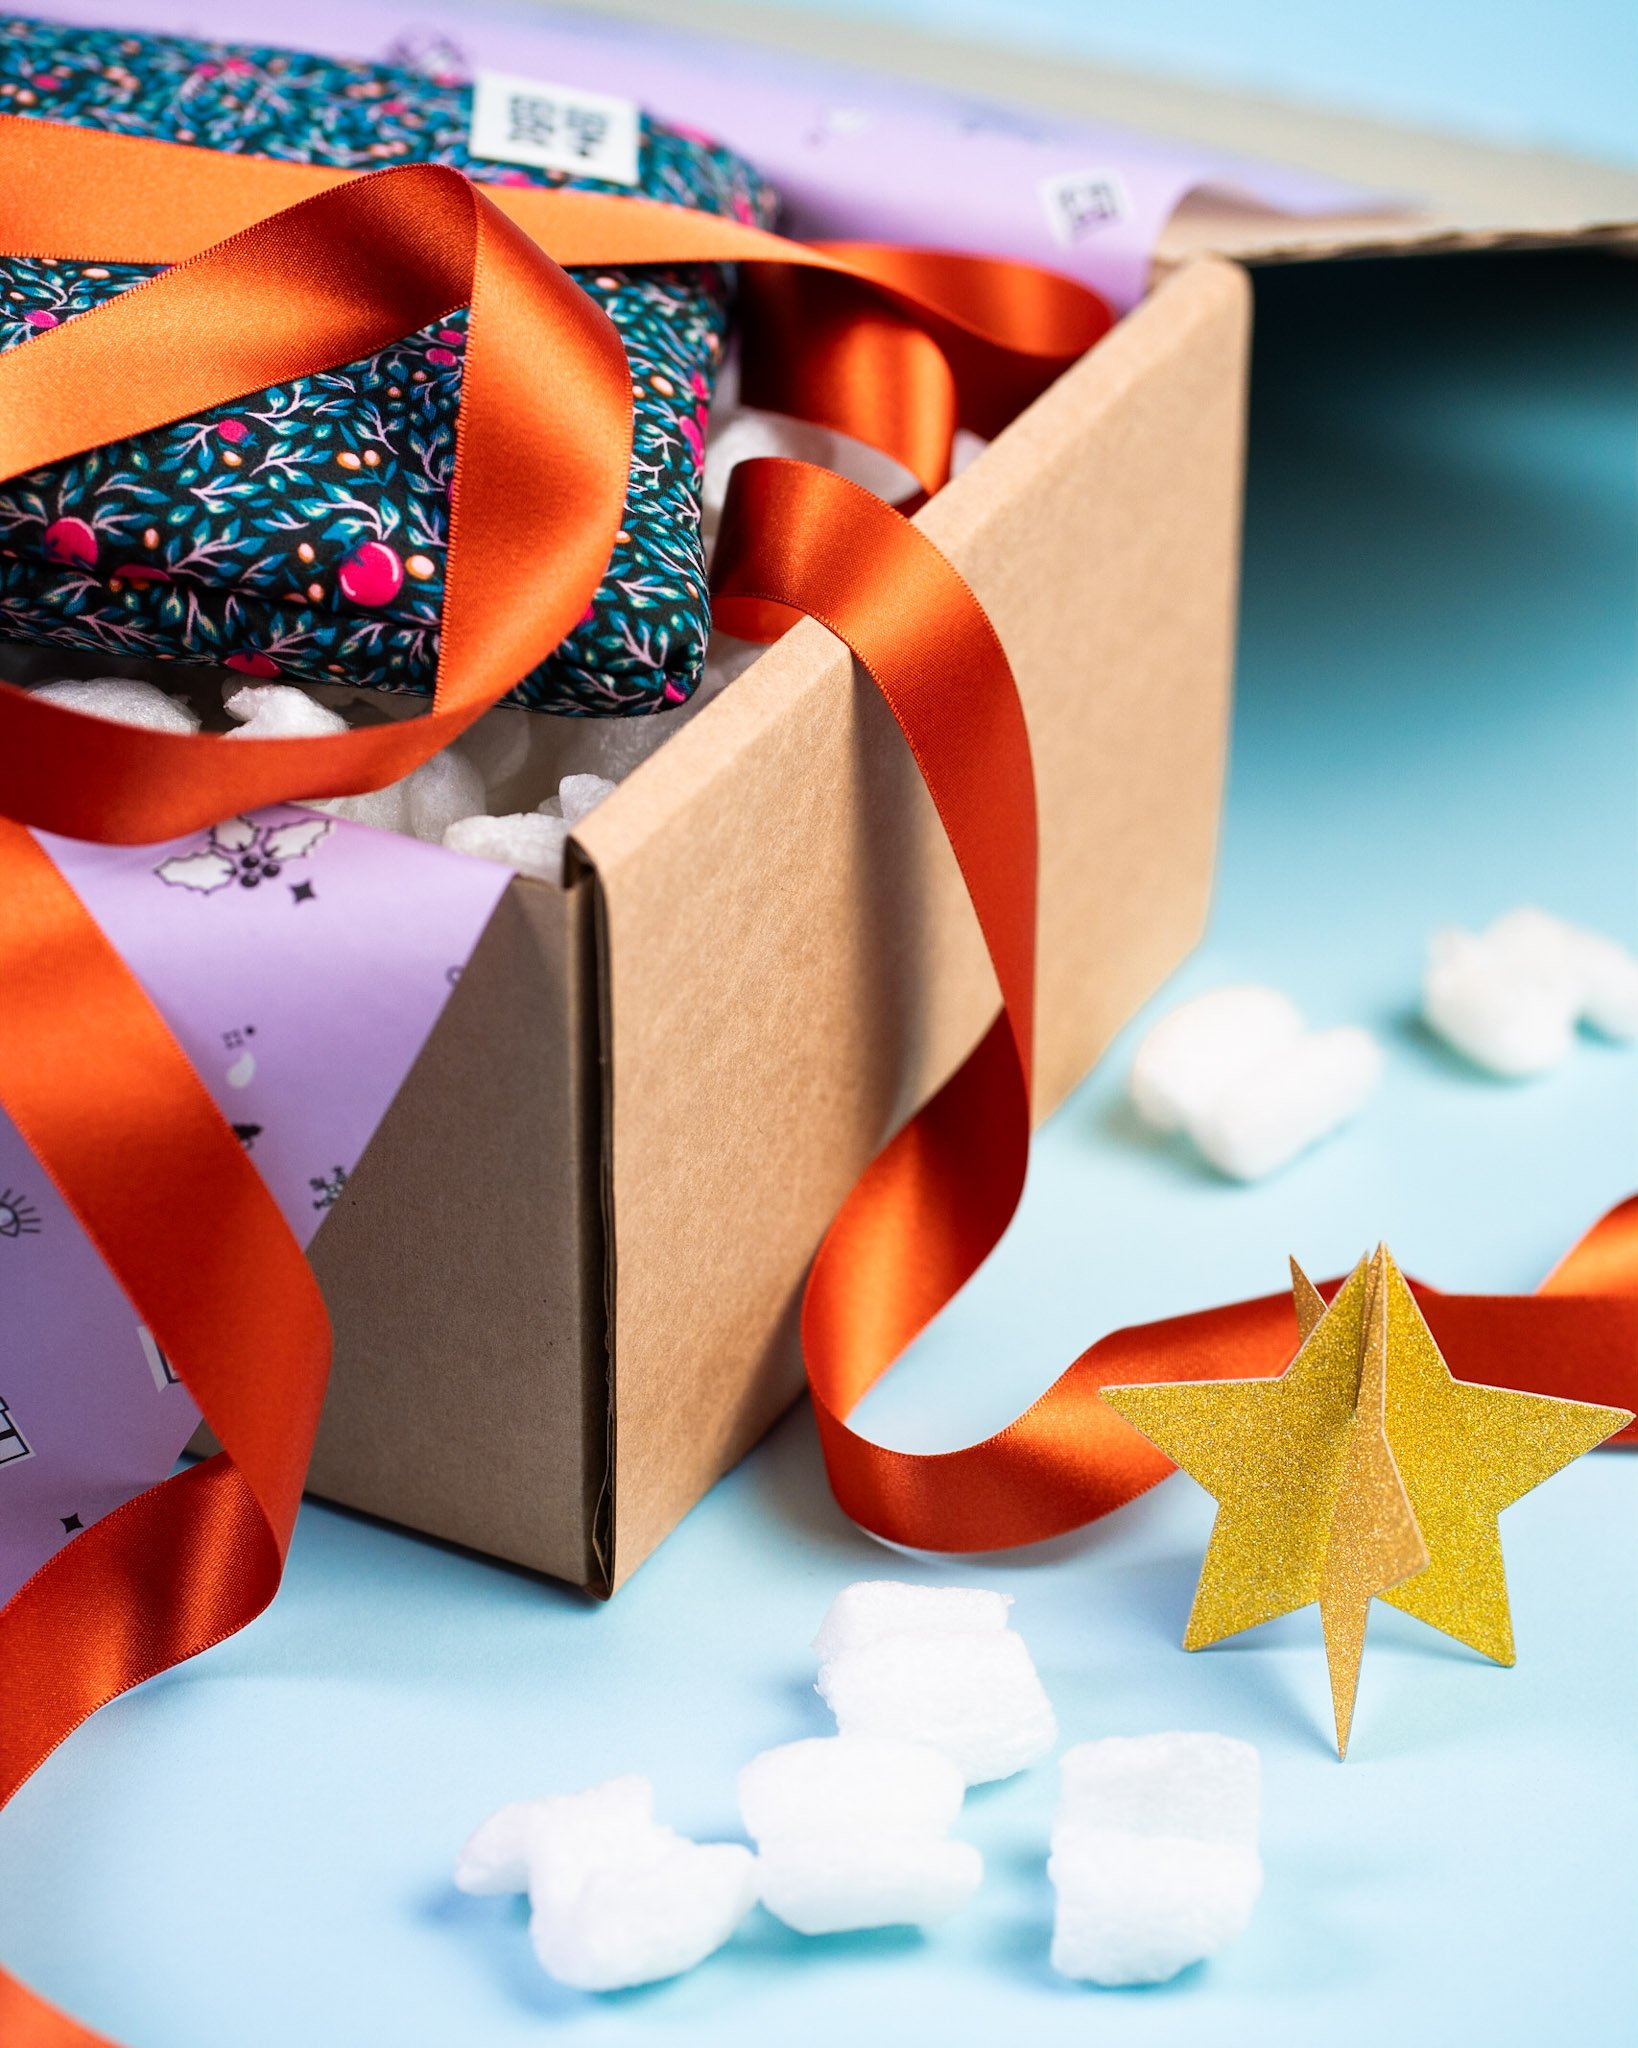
left=1104, top=1247, right=1631, bottom=1757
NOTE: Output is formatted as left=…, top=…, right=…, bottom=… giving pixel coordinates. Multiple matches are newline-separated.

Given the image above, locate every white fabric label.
left=1038, top=167, right=1133, bottom=247
left=468, top=70, right=641, bottom=187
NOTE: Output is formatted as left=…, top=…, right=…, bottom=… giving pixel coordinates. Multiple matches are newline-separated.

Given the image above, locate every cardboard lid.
left=581, top=0, right=1638, bottom=269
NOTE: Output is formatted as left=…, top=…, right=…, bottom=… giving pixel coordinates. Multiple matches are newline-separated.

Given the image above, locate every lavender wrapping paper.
left=30, top=0, right=1388, bottom=310
left=0, top=812, right=511, bottom=1603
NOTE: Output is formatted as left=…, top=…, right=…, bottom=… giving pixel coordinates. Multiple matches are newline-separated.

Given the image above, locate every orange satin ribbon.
left=0, top=116, right=1631, bottom=2044
left=713, top=467, right=1638, bottom=1549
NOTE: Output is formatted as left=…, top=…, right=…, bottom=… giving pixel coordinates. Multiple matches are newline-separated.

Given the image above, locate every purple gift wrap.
left=0, top=814, right=510, bottom=1604
left=31, top=1, right=1389, bottom=310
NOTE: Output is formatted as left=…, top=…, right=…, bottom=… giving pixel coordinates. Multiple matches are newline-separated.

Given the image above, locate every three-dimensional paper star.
left=1104, top=1248, right=1631, bottom=1757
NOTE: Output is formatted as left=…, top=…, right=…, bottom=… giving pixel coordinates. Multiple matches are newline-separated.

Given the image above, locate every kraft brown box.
left=298, top=12, right=1638, bottom=1594
left=303, top=255, right=1251, bottom=1593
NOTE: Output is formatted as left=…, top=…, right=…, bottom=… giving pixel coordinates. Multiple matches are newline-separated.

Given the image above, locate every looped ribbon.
left=0, top=117, right=1631, bottom=2043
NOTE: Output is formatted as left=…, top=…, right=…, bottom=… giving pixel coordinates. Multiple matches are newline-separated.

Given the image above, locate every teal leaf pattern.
left=0, top=19, right=778, bottom=714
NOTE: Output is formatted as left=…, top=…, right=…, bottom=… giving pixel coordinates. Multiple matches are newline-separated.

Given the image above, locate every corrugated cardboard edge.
left=292, top=872, right=611, bottom=1587
left=574, top=255, right=1250, bottom=1588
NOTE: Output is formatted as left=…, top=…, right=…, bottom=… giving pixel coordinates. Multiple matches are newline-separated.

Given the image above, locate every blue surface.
left=755, top=0, right=1638, bottom=167
left=5, top=253, right=1636, bottom=2043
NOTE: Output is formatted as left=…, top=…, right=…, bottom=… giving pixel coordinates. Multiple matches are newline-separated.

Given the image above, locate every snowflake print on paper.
left=309, top=1166, right=348, bottom=1212
left=0, top=1396, right=32, bottom=1468
left=0, top=1189, right=41, bottom=1240
left=156, top=813, right=331, bottom=895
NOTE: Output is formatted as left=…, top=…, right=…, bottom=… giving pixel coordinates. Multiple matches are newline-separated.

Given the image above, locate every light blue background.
left=4, top=47, right=1636, bottom=2048
left=753, top=0, right=1638, bottom=166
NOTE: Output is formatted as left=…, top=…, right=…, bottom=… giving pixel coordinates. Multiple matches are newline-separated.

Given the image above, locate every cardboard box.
left=297, top=12, right=1638, bottom=1595
left=303, top=254, right=1250, bottom=1593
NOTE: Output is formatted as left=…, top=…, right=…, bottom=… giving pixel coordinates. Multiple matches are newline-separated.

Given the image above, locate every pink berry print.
left=112, top=563, right=171, bottom=589
left=437, top=330, right=463, bottom=347
left=425, top=347, right=457, bottom=368
left=42, top=517, right=96, bottom=569
left=679, top=414, right=705, bottom=471
left=25, top=310, right=59, bottom=330
left=338, top=542, right=404, bottom=608
left=224, top=651, right=280, bottom=677
left=217, top=418, right=249, bottom=444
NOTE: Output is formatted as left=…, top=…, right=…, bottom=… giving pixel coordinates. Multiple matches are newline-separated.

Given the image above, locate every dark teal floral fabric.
left=0, top=18, right=777, bottom=713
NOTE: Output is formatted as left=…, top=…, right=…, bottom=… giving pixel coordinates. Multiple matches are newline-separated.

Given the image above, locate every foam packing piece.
left=1049, top=1734, right=1263, bottom=1985
left=817, top=1626, right=1058, bottom=1786
left=738, top=1734, right=965, bottom=1843
left=1128, top=984, right=1381, bottom=1181
left=222, top=681, right=347, bottom=739
left=221, top=680, right=486, bottom=843
left=443, top=771, right=617, bottom=883
left=454, top=1775, right=657, bottom=1899
left=443, top=812, right=570, bottom=881
left=30, top=674, right=199, bottom=734
left=1047, top=1829, right=1262, bottom=1986
left=529, top=1839, right=759, bottom=1992
left=755, top=1832, right=981, bottom=1937
left=1423, top=906, right=1638, bottom=1077
left=540, top=772, right=618, bottom=826
left=458, top=1776, right=757, bottom=1993
left=740, top=1735, right=978, bottom=1935
left=812, top=1582, right=1012, bottom=1665
left=1056, top=1733, right=1259, bottom=1852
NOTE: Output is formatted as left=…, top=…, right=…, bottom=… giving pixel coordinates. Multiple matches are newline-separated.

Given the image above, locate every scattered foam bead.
left=1056, top=1734, right=1260, bottom=1852
left=402, top=744, right=486, bottom=844
left=740, top=1733, right=980, bottom=1936
left=31, top=674, right=199, bottom=734
left=755, top=1832, right=981, bottom=1936
left=1423, top=906, right=1638, bottom=1076
left=738, top=1735, right=965, bottom=1844
left=454, top=1776, right=656, bottom=1899
left=222, top=681, right=347, bottom=738
left=817, top=1628, right=1057, bottom=1786
left=454, top=1798, right=542, bottom=1897
left=812, top=1581, right=1011, bottom=1666
left=320, top=784, right=413, bottom=833
left=523, top=1781, right=680, bottom=1917
left=1129, top=986, right=1380, bottom=1181
left=1048, top=1829, right=1262, bottom=1985
left=1127, top=985, right=1304, bottom=1135
left=457, top=703, right=533, bottom=792
left=1489, top=909, right=1638, bottom=1042
left=1189, top=1026, right=1381, bottom=1181
left=443, top=811, right=571, bottom=883
left=529, top=1839, right=759, bottom=1992
left=557, top=772, right=617, bottom=826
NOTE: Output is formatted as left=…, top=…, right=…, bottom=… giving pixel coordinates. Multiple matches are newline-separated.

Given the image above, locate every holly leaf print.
left=263, top=816, right=331, bottom=863
left=211, top=816, right=259, bottom=853
left=155, top=849, right=238, bottom=894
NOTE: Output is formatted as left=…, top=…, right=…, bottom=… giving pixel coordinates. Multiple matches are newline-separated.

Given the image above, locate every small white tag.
left=468, top=70, right=640, bottom=187
left=1038, top=167, right=1132, bottom=247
